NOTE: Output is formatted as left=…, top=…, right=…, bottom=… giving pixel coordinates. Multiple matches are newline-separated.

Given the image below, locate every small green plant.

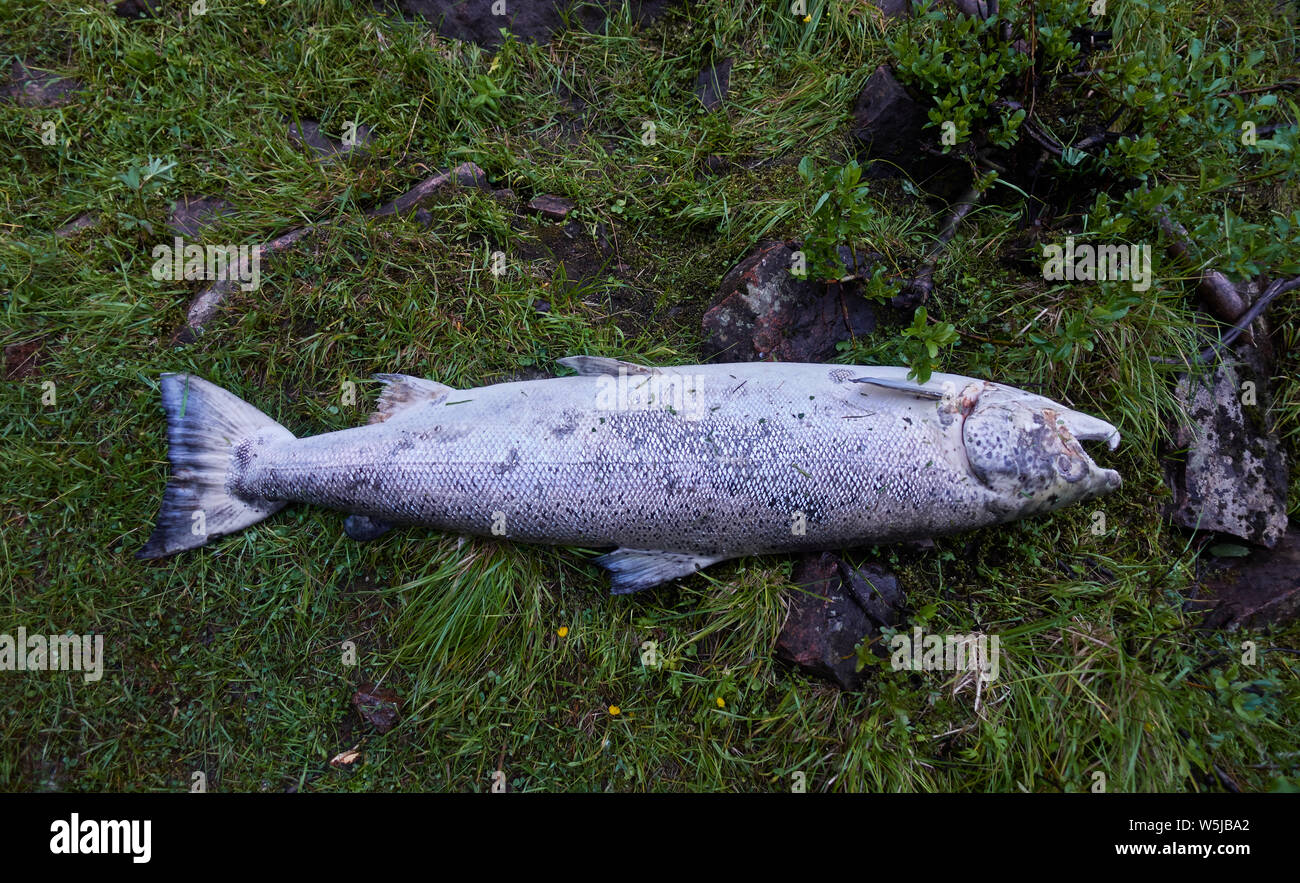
left=888, top=0, right=1299, bottom=284
left=796, top=156, right=877, bottom=282
left=467, top=74, right=509, bottom=120
left=901, top=307, right=959, bottom=383
left=1027, top=290, right=1140, bottom=366
left=114, top=156, right=176, bottom=235
left=862, top=265, right=902, bottom=303
left=1213, top=667, right=1284, bottom=725
left=889, top=0, right=1087, bottom=152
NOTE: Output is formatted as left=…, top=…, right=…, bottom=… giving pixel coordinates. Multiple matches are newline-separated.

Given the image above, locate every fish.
left=137, top=357, right=1122, bottom=593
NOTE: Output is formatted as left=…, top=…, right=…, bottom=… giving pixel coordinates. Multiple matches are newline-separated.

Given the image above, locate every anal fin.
left=594, top=548, right=725, bottom=594
left=370, top=374, right=456, bottom=423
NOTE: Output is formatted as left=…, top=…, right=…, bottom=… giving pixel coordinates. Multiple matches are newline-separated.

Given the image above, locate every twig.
left=184, top=163, right=487, bottom=333
left=1213, top=764, right=1242, bottom=793
left=893, top=178, right=986, bottom=308
left=997, top=98, right=1125, bottom=162
left=1174, top=80, right=1300, bottom=99
left=1153, top=205, right=1247, bottom=321
left=836, top=283, right=858, bottom=346
left=185, top=225, right=318, bottom=331
left=1192, top=275, right=1300, bottom=363
left=1152, top=274, right=1300, bottom=365
left=952, top=326, right=1015, bottom=347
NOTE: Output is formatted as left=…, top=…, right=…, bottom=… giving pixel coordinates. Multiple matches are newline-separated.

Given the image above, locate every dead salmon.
left=138, top=358, right=1121, bottom=592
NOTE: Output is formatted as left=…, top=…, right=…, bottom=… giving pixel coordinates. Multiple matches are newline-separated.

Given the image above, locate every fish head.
left=961, top=385, right=1121, bottom=518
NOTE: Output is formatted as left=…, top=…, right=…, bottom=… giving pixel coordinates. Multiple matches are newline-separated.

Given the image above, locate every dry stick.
left=953, top=325, right=1015, bottom=347
left=896, top=179, right=986, bottom=307
left=1151, top=275, right=1300, bottom=365
left=999, top=98, right=1126, bottom=162
left=1174, top=80, right=1300, bottom=99
left=1192, top=275, right=1300, bottom=363
left=836, top=284, right=858, bottom=346
left=1153, top=205, right=1246, bottom=321
left=1213, top=764, right=1243, bottom=794
left=185, top=225, right=318, bottom=331
left=1063, top=69, right=1299, bottom=97
left=185, top=163, right=487, bottom=332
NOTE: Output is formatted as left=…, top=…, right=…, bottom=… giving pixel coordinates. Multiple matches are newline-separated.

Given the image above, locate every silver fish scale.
left=230, top=365, right=1000, bottom=557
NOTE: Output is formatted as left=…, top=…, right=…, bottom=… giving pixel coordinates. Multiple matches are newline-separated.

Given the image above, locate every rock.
left=167, top=196, right=234, bottom=239
left=54, top=213, right=98, bottom=237
left=777, top=554, right=871, bottom=690
left=1194, top=530, right=1300, bottom=630
left=850, top=65, right=929, bottom=176
left=873, top=0, right=911, bottom=17
left=1164, top=351, right=1288, bottom=548
left=112, top=0, right=159, bottom=17
left=702, top=240, right=877, bottom=362
left=699, top=154, right=730, bottom=177
left=383, top=0, right=676, bottom=47
left=352, top=684, right=402, bottom=733
left=527, top=194, right=576, bottom=221
left=694, top=58, right=733, bottom=112
left=840, top=563, right=904, bottom=629
left=453, top=164, right=488, bottom=188
left=775, top=553, right=905, bottom=690
left=491, top=188, right=517, bottom=205
left=945, top=0, right=991, bottom=16
left=287, top=118, right=372, bottom=161
left=2, top=61, right=82, bottom=107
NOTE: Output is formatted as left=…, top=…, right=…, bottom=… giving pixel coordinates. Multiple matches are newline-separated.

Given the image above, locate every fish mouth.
left=1055, top=409, right=1121, bottom=452
left=1043, top=407, right=1122, bottom=491
left=1100, top=467, right=1122, bottom=491
left=1054, top=414, right=1123, bottom=495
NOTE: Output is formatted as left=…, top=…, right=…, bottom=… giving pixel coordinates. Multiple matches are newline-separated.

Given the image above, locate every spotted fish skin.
left=138, top=359, right=1121, bottom=593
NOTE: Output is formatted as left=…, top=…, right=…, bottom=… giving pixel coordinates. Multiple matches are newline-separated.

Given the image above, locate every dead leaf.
left=330, top=748, right=362, bottom=767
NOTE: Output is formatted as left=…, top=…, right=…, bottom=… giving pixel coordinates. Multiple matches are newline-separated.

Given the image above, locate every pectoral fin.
left=343, top=514, right=394, bottom=541
left=594, top=548, right=725, bottom=594
left=849, top=376, right=945, bottom=399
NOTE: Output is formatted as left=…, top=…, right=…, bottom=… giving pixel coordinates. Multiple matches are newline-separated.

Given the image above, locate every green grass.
left=1, top=0, right=1297, bottom=792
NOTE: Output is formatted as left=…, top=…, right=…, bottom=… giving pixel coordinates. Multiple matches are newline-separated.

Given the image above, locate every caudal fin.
left=137, top=373, right=295, bottom=559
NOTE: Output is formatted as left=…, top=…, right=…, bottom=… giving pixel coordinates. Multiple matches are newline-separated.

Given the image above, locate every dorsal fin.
left=849, top=376, right=945, bottom=400
left=556, top=355, right=659, bottom=377
left=369, top=374, right=456, bottom=423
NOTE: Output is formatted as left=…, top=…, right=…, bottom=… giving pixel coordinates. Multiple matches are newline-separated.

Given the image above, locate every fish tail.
left=137, top=373, right=295, bottom=559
